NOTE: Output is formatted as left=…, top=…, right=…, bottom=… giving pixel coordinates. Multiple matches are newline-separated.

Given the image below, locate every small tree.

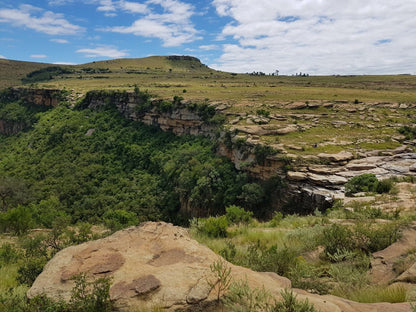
left=208, top=258, right=232, bottom=302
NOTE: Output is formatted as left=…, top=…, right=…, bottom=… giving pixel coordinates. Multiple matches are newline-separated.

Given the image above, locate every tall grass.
left=347, top=284, right=407, bottom=303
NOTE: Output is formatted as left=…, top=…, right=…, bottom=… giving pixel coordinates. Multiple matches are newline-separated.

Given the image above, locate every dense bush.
left=244, top=241, right=299, bottom=277
left=225, top=205, right=253, bottom=225
left=345, top=174, right=392, bottom=196
left=0, top=205, right=34, bottom=235
left=197, top=216, right=228, bottom=238
left=0, top=105, right=252, bottom=225
left=398, top=125, right=416, bottom=140
left=103, top=209, right=139, bottom=231
left=321, top=224, right=356, bottom=257
left=22, top=66, right=72, bottom=84
left=321, top=222, right=402, bottom=259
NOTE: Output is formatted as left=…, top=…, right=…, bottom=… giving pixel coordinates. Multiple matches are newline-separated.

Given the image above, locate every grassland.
left=1, top=56, right=416, bottom=156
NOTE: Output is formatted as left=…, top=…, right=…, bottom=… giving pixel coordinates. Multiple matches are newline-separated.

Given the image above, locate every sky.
left=0, top=0, right=415, bottom=75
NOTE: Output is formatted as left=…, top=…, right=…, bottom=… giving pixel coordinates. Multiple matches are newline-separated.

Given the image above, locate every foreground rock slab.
left=28, top=222, right=413, bottom=312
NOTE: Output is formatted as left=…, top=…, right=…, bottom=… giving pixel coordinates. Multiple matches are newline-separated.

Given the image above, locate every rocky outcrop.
left=28, top=222, right=291, bottom=311
left=28, top=222, right=412, bottom=312
left=19, top=88, right=416, bottom=213
left=1, top=87, right=63, bottom=107
left=0, top=119, right=27, bottom=135
left=0, top=87, right=64, bottom=135
left=81, top=91, right=216, bottom=137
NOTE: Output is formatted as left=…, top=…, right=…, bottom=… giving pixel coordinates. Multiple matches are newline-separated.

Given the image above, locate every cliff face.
left=6, top=88, right=416, bottom=214
left=78, top=90, right=337, bottom=213
left=2, top=87, right=62, bottom=107
left=0, top=119, right=27, bottom=135
left=0, top=87, right=62, bottom=135
left=82, top=91, right=216, bottom=137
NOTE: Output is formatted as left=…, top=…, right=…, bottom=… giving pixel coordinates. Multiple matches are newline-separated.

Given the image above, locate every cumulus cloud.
left=0, top=4, right=83, bottom=35
left=103, top=0, right=201, bottom=46
left=211, top=0, right=416, bottom=75
left=76, top=45, right=128, bottom=58
left=30, top=54, right=47, bottom=58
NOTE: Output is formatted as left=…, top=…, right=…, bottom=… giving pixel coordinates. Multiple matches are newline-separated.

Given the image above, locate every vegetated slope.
left=0, top=101, right=281, bottom=229
left=0, top=59, right=51, bottom=88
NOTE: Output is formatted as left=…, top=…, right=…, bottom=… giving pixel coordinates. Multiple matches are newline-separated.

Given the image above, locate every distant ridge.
left=0, top=55, right=214, bottom=88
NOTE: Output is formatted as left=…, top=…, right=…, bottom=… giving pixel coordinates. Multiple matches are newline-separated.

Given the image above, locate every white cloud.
left=48, top=0, right=74, bottom=5
left=0, top=55, right=6, bottom=59
left=76, top=45, right=128, bottom=58
left=53, top=61, right=77, bottom=65
left=97, top=0, right=116, bottom=12
left=30, top=54, right=48, bottom=58
left=103, top=0, right=201, bottom=46
left=119, top=1, right=148, bottom=14
left=211, top=0, right=416, bottom=75
left=51, top=38, right=69, bottom=43
left=199, top=44, right=219, bottom=51
left=0, top=4, right=83, bottom=35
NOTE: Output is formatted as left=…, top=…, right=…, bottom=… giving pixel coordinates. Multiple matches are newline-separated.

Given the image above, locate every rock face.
left=28, top=222, right=412, bottom=312
left=28, top=222, right=291, bottom=311
left=2, top=87, right=62, bottom=107
left=82, top=91, right=216, bottom=137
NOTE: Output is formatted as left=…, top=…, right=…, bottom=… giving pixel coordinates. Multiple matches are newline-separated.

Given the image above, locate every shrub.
left=198, top=216, right=228, bottom=238
left=345, top=174, right=393, bottom=196
left=225, top=205, right=253, bottom=225
left=245, top=241, right=299, bottom=277
left=273, top=289, right=317, bottom=312
left=398, top=125, right=416, bottom=140
left=103, top=209, right=139, bottom=231
left=256, top=109, right=270, bottom=118
left=238, top=183, right=266, bottom=209
left=208, top=258, right=232, bottom=302
left=254, top=144, right=276, bottom=165
left=0, top=205, right=34, bottom=235
left=321, top=224, right=355, bottom=258
left=355, top=222, right=401, bottom=253
left=70, top=273, right=113, bottom=312
left=0, top=243, right=20, bottom=265
left=224, top=279, right=272, bottom=312
left=375, top=179, right=393, bottom=194
left=16, top=256, right=47, bottom=286
left=268, top=212, right=283, bottom=227
left=219, top=241, right=237, bottom=262
left=345, top=173, right=379, bottom=196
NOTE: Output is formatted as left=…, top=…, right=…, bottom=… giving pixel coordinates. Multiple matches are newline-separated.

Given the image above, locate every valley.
left=1, top=56, right=416, bottom=311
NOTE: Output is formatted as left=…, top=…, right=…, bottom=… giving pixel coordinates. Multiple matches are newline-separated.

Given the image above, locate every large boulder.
left=28, top=222, right=413, bottom=312
left=27, top=222, right=290, bottom=311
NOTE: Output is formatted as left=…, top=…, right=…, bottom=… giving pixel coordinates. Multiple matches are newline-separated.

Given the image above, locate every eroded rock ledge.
left=28, top=222, right=412, bottom=312
left=6, top=88, right=416, bottom=213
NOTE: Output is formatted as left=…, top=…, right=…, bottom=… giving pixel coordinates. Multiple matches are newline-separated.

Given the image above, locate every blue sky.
left=0, top=0, right=415, bottom=75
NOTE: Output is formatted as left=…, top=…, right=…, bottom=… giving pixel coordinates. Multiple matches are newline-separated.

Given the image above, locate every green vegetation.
left=0, top=103, right=266, bottom=227
left=1, top=56, right=416, bottom=310
left=0, top=88, right=52, bottom=130
left=22, top=66, right=72, bottom=84
left=345, top=174, right=393, bottom=196
left=191, top=193, right=414, bottom=305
